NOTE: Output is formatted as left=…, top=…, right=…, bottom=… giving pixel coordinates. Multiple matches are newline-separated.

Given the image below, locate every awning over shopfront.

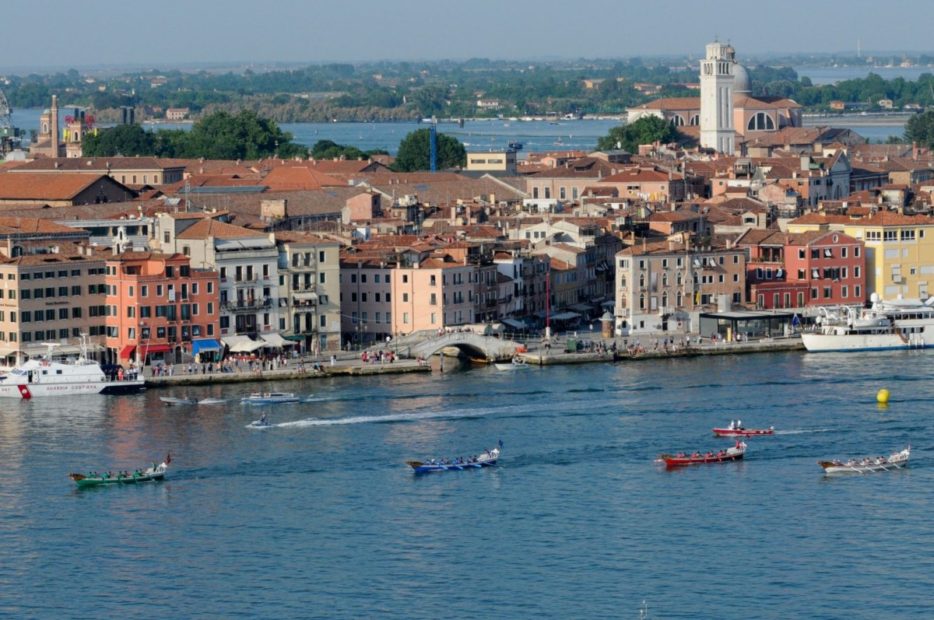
left=223, top=335, right=264, bottom=353
left=260, top=333, right=291, bottom=348
left=501, top=318, right=528, bottom=330
left=119, top=345, right=136, bottom=360
left=192, top=339, right=222, bottom=355
left=549, top=311, right=582, bottom=321
left=141, top=344, right=171, bottom=355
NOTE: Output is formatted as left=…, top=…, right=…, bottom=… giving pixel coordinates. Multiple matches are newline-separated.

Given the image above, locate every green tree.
left=82, top=124, right=155, bottom=156
left=311, top=139, right=365, bottom=160
left=905, top=110, right=934, bottom=148
left=183, top=110, right=305, bottom=159
left=596, top=116, right=680, bottom=152
left=393, top=128, right=466, bottom=171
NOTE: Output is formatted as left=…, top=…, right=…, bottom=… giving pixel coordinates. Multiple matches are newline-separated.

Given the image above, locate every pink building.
left=105, top=250, right=220, bottom=366
left=391, top=257, right=476, bottom=334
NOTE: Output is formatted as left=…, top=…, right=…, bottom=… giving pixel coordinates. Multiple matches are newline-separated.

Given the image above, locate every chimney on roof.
left=913, top=142, right=919, bottom=161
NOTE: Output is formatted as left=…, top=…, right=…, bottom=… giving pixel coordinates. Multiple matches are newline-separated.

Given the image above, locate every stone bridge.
left=404, top=332, right=521, bottom=361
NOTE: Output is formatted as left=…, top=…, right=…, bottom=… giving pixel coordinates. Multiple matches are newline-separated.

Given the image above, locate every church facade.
left=627, top=42, right=802, bottom=155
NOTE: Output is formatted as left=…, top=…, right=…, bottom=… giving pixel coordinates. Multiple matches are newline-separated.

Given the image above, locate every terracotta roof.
left=630, top=97, right=699, bottom=111
left=735, top=229, right=787, bottom=246
left=0, top=248, right=101, bottom=266
left=261, top=166, right=344, bottom=191
left=648, top=210, right=702, bottom=222
left=601, top=168, right=681, bottom=183
left=0, top=173, right=119, bottom=200
left=791, top=211, right=934, bottom=227
left=733, top=95, right=801, bottom=110
left=176, top=219, right=262, bottom=240
left=10, top=157, right=184, bottom=172
left=273, top=231, right=336, bottom=244
left=0, top=216, right=83, bottom=234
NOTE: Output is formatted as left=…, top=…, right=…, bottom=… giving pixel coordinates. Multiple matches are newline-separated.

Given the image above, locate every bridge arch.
left=407, top=332, right=520, bottom=362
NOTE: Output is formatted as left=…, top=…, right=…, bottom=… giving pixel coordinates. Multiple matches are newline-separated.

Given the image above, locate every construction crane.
left=429, top=116, right=437, bottom=172
left=0, top=87, right=22, bottom=157
left=0, top=87, right=12, bottom=131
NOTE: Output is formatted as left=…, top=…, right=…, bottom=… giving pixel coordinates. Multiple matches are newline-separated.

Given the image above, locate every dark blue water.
left=1, top=351, right=932, bottom=618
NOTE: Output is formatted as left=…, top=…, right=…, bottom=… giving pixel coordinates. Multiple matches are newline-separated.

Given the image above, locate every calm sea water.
left=10, top=108, right=903, bottom=153
left=1, top=351, right=932, bottom=619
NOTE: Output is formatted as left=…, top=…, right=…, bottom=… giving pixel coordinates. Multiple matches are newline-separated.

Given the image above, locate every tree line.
left=82, top=111, right=466, bottom=171
left=7, top=60, right=933, bottom=123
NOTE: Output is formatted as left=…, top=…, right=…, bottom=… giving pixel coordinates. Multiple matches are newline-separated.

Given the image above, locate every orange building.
left=105, top=250, right=220, bottom=367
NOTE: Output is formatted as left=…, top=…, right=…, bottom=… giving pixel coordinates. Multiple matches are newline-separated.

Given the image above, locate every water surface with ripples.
left=1, top=351, right=932, bottom=618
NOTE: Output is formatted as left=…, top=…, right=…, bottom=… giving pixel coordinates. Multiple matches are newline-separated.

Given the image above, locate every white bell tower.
left=700, top=41, right=735, bottom=154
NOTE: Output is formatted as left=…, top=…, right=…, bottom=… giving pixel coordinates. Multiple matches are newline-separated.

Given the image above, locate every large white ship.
left=801, top=294, right=934, bottom=352
left=0, top=341, right=144, bottom=399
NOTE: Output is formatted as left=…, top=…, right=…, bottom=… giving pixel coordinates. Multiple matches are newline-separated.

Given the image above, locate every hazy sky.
left=3, top=0, right=931, bottom=71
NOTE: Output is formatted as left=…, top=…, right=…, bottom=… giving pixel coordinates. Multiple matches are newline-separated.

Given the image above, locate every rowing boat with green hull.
left=69, top=456, right=170, bottom=488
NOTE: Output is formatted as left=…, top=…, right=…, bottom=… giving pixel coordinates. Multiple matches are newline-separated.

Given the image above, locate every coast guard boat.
left=802, top=294, right=934, bottom=352
left=0, top=341, right=144, bottom=399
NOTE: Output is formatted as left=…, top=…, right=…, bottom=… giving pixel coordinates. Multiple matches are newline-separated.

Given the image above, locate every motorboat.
left=0, top=340, right=144, bottom=399
left=802, top=294, right=934, bottom=352
left=241, top=392, right=300, bottom=404
left=160, top=396, right=199, bottom=406
left=406, top=442, right=502, bottom=474
left=660, top=442, right=746, bottom=467
left=494, top=357, right=528, bottom=370
left=819, top=447, right=910, bottom=475
left=160, top=396, right=226, bottom=406
left=69, top=455, right=170, bottom=488
left=713, top=422, right=774, bottom=437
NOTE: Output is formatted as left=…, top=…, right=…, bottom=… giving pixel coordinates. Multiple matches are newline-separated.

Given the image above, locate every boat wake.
left=774, top=428, right=834, bottom=435
left=276, top=408, right=494, bottom=428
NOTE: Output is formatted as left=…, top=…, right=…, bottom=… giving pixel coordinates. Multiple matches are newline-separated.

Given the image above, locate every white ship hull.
left=801, top=331, right=934, bottom=352
left=0, top=379, right=144, bottom=398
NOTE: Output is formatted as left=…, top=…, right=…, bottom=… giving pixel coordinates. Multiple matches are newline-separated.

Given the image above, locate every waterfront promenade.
left=142, top=334, right=804, bottom=387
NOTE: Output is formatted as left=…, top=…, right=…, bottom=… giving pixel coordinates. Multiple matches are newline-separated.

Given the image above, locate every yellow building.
left=466, top=150, right=517, bottom=175
left=788, top=211, right=934, bottom=299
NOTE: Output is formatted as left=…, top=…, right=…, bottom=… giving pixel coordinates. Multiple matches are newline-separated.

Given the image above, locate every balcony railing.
left=222, top=298, right=272, bottom=313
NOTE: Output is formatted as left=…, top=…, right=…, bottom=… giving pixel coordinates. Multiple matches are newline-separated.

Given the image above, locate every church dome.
left=733, top=63, right=751, bottom=93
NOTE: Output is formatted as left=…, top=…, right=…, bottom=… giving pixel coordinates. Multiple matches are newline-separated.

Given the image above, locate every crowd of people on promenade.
left=361, top=350, right=396, bottom=364
left=148, top=352, right=300, bottom=377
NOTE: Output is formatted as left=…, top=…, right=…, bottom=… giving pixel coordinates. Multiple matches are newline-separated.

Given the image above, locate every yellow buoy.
left=877, top=388, right=890, bottom=405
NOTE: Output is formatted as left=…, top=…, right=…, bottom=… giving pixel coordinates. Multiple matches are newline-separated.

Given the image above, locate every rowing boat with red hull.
left=660, top=442, right=746, bottom=467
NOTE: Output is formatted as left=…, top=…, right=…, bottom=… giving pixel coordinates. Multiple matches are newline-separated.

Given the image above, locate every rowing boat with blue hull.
left=407, top=442, right=502, bottom=474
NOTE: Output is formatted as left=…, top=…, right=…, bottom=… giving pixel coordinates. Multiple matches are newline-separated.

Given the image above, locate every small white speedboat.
left=494, top=358, right=528, bottom=371
left=241, top=392, right=300, bottom=405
